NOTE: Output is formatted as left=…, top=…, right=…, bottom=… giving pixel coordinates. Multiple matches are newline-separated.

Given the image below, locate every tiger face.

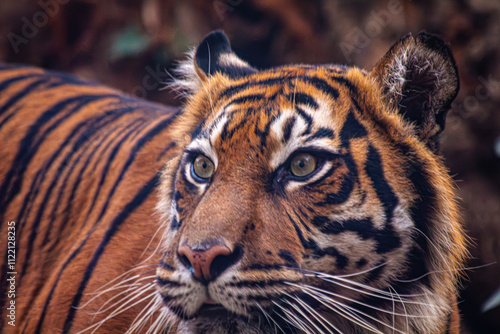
left=156, top=31, right=466, bottom=333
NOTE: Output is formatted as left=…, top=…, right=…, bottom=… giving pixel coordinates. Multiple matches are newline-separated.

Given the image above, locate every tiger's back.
left=0, top=64, right=180, bottom=332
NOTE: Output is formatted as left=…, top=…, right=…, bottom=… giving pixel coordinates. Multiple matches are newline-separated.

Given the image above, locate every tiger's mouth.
left=195, top=303, right=230, bottom=318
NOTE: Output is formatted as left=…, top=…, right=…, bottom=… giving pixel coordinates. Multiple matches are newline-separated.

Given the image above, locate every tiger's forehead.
left=186, top=66, right=353, bottom=169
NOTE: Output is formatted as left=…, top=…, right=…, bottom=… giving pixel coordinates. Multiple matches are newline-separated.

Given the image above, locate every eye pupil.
left=192, top=155, right=214, bottom=180
left=290, top=153, right=316, bottom=177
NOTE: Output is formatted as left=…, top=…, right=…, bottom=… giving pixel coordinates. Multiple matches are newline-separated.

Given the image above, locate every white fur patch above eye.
left=269, top=103, right=338, bottom=170
left=208, top=113, right=230, bottom=149
left=186, top=136, right=218, bottom=168
left=269, top=113, right=308, bottom=169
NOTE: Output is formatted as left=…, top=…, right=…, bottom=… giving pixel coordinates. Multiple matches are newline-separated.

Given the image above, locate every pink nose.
left=178, top=244, right=232, bottom=282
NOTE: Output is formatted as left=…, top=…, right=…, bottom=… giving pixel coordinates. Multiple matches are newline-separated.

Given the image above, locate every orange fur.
left=0, top=31, right=467, bottom=334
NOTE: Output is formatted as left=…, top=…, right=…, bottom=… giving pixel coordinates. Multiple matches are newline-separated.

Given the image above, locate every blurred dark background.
left=1, top=0, right=499, bottom=332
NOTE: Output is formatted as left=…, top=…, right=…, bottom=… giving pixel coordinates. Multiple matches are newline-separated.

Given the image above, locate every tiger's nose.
left=178, top=243, right=241, bottom=282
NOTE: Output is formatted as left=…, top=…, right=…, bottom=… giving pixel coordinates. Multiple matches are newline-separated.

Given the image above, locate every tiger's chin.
left=174, top=304, right=278, bottom=334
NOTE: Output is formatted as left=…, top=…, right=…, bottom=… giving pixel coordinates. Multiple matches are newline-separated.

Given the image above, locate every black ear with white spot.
left=370, top=32, right=459, bottom=150
left=194, top=30, right=257, bottom=79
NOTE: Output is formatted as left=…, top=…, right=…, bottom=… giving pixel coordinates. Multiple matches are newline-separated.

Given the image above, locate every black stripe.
left=34, top=113, right=179, bottom=332
left=298, top=76, right=339, bottom=99
left=313, top=246, right=348, bottom=269
left=0, top=95, right=117, bottom=323
left=81, top=118, right=150, bottom=224
left=0, top=94, right=118, bottom=228
left=307, top=159, right=343, bottom=188
left=191, top=122, right=204, bottom=139
left=62, top=174, right=159, bottom=332
left=364, top=145, right=401, bottom=254
left=292, top=209, right=311, bottom=232
left=254, top=113, right=278, bottom=152
left=289, top=214, right=313, bottom=250
left=394, top=144, right=434, bottom=288
left=46, top=120, right=146, bottom=246
left=306, top=127, right=334, bottom=141
left=0, top=77, right=49, bottom=122
left=228, top=279, right=290, bottom=288
left=218, top=73, right=347, bottom=102
left=282, top=116, right=296, bottom=143
left=0, top=74, right=47, bottom=114
left=17, top=110, right=132, bottom=243
left=278, top=250, right=298, bottom=267
left=365, top=145, right=398, bottom=224
left=228, top=93, right=265, bottom=106
left=296, top=106, right=313, bottom=136
left=156, top=277, right=181, bottom=287
left=218, top=111, right=236, bottom=143
left=242, top=264, right=283, bottom=271
left=17, top=111, right=131, bottom=285
left=340, top=110, right=367, bottom=147
left=219, top=77, right=287, bottom=100
left=287, top=92, right=318, bottom=109
left=316, top=154, right=357, bottom=206
left=315, top=217, right=401, bottom=254
left=329, top=76, right=358, bottom=97
left=86, top=112, right=181, bottom=226
left=157, top=142, right=176, bottom=162
left=0, top=107, right=17, bottom=130
left=288, top=212, right=348, bottom=269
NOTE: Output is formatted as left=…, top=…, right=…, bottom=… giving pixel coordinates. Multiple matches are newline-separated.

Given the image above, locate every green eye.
left=290, top=153, right=316, bottom=177
left=192, top=155, right=214, bottom=180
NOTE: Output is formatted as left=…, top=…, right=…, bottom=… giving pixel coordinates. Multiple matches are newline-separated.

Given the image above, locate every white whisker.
left=301, top=289, right=382, bottom=334
left=290, top=293, right=344, bottom=334
left=92, top=281, right=155, bottom=316
left=299, top=285, right=408, bottom=334
left=86, top=276, right=156, bottom=314
left=272, top=300, right=313, bottom=334
left=285, top=296, right=326, bottom=334
left=296, top=283, right=432, bottom=319
left=256, top=302, right=285, bottom=334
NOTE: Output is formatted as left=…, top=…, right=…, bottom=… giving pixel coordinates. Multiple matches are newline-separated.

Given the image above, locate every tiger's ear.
left=370, top=32, right=459, bottom=150
left=194, top=30, right=257, bottom=79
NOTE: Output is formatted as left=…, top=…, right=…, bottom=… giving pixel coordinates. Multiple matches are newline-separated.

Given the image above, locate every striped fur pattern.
left=0, top=64, right=180, bottom=332
left=0, top=31, right=467, bottom=333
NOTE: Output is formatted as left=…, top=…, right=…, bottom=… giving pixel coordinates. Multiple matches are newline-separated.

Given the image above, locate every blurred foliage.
left=109, top=24, right=152, bottom=61
left=0, top=0, right=499, bottom=332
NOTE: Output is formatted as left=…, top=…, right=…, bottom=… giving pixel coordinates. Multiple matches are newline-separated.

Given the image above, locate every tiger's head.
left=156, top=31, right=467, bottom=334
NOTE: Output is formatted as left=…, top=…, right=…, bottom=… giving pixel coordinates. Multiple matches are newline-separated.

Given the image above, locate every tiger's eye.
left=290, top=153, right=316, bottom=177
left=192, top=155, right=214, bottom=180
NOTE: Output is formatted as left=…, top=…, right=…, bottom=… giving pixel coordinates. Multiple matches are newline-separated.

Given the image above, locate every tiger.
left=0, top=30, right=467, bottom=333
